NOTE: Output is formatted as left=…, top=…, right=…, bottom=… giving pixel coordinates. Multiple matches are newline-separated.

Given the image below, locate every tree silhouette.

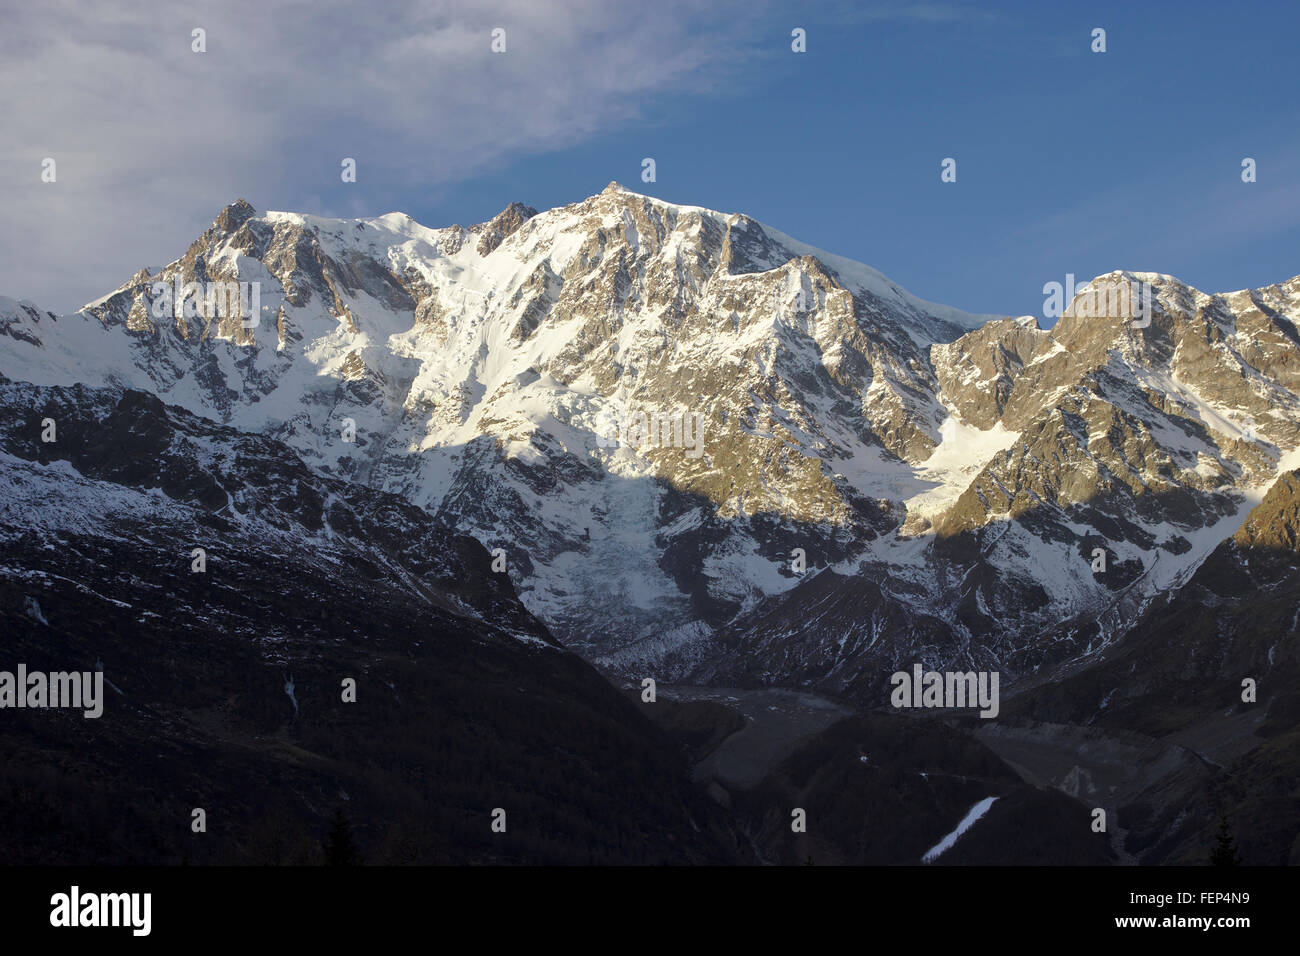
left=323, top=806, right=361, bottom=866
left=1209, top=812, right=1240, bottom=866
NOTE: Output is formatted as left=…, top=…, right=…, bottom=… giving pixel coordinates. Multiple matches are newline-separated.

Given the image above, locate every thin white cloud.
left=1004, top=138, right=1300, bottom=290
left=0, top=0, right=765, bottom=311
left=844, top=1, right=999, bottom=23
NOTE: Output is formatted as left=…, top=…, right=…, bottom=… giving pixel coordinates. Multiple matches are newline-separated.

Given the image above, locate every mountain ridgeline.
left=1, top=184, right=1297, bottom=864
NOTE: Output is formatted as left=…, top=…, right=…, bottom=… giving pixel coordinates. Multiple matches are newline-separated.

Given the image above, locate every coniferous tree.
left=1209, top=811, right=1240, bottom=866
left=323, top=806, right=361, bottom=866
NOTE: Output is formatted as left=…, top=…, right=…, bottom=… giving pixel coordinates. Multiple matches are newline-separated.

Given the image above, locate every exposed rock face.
left=1234, top=469, right=1300, bottom=550
left=0, top=376, right=548, bottom=640
left=0, top=376, right=750, bottom=865
left=475, top=201, right=537, bottom=256
left=698, top=269, right=1300, bottom=702
left=1, top=190, right=1298, bottom=700
left=996, top=469, right=1300, bottom=864
left=0, top=187, right=998, bottom=662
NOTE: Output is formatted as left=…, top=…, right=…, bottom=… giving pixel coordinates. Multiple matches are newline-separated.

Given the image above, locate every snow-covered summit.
left=3, top=185, right=1298, bottom=692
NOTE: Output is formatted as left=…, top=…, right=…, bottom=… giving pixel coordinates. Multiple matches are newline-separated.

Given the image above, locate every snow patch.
left=922, top=796, right=998, bottom=863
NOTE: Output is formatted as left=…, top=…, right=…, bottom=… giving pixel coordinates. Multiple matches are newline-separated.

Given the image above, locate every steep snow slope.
left=0, top=186, right=1000, bottom=656
left=2, top=188, right=1298, bottom=695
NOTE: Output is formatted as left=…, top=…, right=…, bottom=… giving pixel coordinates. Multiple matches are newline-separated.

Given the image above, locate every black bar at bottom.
left=1, top=865, right=1285, bottom=943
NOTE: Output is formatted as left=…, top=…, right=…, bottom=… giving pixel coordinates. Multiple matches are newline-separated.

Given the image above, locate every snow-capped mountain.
left=0, top=375, right=753, bottom=865
left=3, top=184, right=1298, bottom=703
left=700, top=269, right=1300, bottom=694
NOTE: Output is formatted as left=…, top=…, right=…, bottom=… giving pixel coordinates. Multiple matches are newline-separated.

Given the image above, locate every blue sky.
left=3, top=0, right=1297, bottom=320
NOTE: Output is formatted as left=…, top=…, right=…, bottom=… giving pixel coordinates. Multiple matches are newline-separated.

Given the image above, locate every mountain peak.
left=213, top=198, right=256, bottom=234
left=476, top=201, right=538, bottom=256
